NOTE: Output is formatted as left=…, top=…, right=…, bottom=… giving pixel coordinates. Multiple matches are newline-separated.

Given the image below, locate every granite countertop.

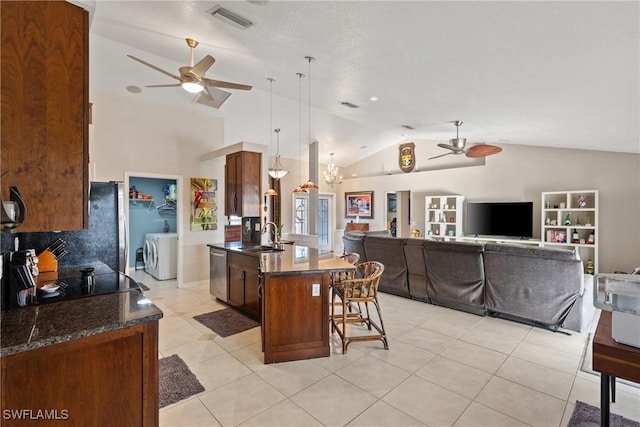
left=1, top=288, right=163, bottom=357
left=259, top=245, right=356, bottom=275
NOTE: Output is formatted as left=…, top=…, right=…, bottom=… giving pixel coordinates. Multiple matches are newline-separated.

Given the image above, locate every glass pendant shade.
left=300, top=179, right=319, bottom=190
left=292, top=185, right=307, bottom=193
left=268, top=128, right=288, bottom=180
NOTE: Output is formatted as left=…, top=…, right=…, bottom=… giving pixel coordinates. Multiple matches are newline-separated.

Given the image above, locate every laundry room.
left=128, top=176, right=178, bottom=280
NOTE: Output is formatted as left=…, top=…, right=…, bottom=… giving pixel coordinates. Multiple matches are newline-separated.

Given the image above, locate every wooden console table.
left=592, top=310, right=640, bottom=427
left=345, top=223, right=369, bottom=232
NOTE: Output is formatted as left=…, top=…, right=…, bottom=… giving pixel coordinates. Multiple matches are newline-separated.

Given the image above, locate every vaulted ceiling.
left=86, top=0, right=639, bottom=166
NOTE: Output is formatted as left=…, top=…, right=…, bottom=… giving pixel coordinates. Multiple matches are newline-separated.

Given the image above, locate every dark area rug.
left=159, top=354, right=204, bottom=408
left=193, top=308, right=259, bottom=338
left=568, top=401, right=640, bottom=427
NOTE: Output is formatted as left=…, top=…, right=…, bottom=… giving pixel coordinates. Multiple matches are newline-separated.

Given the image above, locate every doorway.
left=124, top=172, right=183, bottom=287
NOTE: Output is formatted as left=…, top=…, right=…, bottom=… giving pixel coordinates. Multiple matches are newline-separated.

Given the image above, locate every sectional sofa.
left=343, top=232, right=595, bottom=333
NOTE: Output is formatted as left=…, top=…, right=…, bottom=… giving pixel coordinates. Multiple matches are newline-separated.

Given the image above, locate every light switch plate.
left=312, top=283, right=320, bottom=296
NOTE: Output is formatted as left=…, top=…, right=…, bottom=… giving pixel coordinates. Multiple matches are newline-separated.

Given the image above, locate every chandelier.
left=323, top=153, right=342, bottom=187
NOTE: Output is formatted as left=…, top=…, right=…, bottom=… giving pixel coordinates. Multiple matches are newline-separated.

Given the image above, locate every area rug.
left=138, top=282, right=150, bottom=291
left=159, top=354, right=204, bottom=408
left=193, top=308, right=259, bottom=338
left=568, top=401, right=640, bottom=427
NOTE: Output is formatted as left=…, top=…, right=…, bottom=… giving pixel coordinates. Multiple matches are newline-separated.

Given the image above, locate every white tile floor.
left=129, top=270, right=640, bottom=427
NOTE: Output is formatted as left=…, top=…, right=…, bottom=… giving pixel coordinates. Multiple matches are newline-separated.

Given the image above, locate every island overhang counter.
left=258, top=245, right=356, bottom=364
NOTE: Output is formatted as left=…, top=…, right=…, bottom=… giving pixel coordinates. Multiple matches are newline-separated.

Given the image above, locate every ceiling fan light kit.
left=127, top=38, right=252, bottom=109
left=428, top=120, right=502, bottom=160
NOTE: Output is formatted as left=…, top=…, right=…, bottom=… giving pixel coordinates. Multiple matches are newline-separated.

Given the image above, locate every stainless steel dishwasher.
left=209, top=247, right=228, bottom=302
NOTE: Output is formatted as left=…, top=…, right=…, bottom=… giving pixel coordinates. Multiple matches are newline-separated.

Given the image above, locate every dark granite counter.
left=1, top=288, right=162, bottom=357
left=207, top=242, right=355, bottom=274
left=259, top=245, right=355, bottom=275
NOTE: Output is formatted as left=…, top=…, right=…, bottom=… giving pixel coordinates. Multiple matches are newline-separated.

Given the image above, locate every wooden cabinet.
left=224, top=225, right=241, bottom=242
left=227, top=252, right=260, bottom=319
left=1, top=321, right=159, bottom=426
left=224, top=151, right=261, bottom=217
left=1, top=1, right=90, bottom=232
left=262, top=272, right=330, bottom=364
left=345, top=223, right=369, bottom=233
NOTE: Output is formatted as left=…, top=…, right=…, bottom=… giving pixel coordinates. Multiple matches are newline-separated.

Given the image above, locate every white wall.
left=90, top=89, right=226, bottom=284
left=333, top=141, right=640, bottom=273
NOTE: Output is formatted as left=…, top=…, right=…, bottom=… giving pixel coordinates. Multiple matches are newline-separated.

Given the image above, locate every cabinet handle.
left=233, top=193, right=237, bottom=212
left=241, top=270, right=246, bottom=280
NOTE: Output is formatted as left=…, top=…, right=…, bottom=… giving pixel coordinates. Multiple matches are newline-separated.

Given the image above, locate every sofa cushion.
left=484, top=244, right=583, bottom=327
left=363, top=236, right=409, bottom=297
left=342, top=232, right=367, bottom=262
left=423, top=240, right=486, bottom=315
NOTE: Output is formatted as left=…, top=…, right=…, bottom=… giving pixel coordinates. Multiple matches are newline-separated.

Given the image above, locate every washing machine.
left=143, top=233, right=177, bottom=280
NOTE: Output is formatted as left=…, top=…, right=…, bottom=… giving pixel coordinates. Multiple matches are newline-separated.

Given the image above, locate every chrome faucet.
left=261, top=221, right=281, bottom=245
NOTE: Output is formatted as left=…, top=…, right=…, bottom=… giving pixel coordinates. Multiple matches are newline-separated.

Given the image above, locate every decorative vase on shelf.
left=564, top=213, right=571, bottom=225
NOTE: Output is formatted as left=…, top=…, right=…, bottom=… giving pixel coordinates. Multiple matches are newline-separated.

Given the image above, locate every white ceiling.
left=86, top=0, right=640, bottom=167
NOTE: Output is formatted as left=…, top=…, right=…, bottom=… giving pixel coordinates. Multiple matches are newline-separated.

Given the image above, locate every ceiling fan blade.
left=193, top=86, right=232, bottom=109
left=428, top=152, right=453, bottom=160
left=466, top=144, right=503, bottom=158
left=145, top=84, right=181, bottom=88
left=187, top=55, right=215, bottom=78
left=127, top=55, right=181, bottom=81
left=437, top=143, right=457, bottom=151
left=202, top=77, right=252, bottom=91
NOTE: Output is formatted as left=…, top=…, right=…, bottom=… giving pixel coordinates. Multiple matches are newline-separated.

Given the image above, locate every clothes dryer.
left=143, top=233, right=177, bottom=280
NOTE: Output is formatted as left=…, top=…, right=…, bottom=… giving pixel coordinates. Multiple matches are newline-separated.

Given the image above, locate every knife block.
left=38, top=250, right=58, bottom=272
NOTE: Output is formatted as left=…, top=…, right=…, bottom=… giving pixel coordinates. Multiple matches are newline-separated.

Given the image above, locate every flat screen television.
left=466, top=202, right=533, bottom=239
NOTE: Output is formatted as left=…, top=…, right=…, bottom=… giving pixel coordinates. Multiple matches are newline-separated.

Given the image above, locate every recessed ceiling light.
left=126, top=85, right=142, bottom=94
left=369, top=96, right=378, bottom=102
left=360, top=145, right=367, bottom=149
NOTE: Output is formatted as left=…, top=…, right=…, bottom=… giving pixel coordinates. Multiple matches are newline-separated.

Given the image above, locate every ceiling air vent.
left=207, top=5, right=254, bottom=30
left=341, top=101, right=359, bottom=109
left=401, top=124, right=415, bottom=130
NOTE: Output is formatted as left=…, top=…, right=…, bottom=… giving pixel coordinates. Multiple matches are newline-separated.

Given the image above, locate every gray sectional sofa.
left=343, top=232, right=595, bottom=333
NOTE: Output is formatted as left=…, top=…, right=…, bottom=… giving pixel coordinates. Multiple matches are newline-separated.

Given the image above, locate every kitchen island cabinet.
left=1, top=289, right=162, bottom=426
left=227, top=251, right=261, bottom=319
left=259, top=246, right=356, bottom=364
left=1, top=1, right=90, bottom=232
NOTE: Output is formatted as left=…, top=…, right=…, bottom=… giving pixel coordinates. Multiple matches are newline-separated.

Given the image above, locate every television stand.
left=458, top=236, right=542, bottom=246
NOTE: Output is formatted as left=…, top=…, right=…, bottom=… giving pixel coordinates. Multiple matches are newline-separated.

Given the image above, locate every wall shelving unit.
left=425, top=195, right=464, bottom=240
left=541, top=190, right=599, bottom=274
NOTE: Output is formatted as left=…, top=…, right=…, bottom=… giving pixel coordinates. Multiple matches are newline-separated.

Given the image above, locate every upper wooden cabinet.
left=1, top=1, right=89, bottom=232
left=224, top=151, right=261, bottom=217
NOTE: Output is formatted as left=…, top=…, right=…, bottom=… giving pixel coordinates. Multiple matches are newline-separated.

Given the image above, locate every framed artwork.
left=345, top=191, right=373, bottom=219
left=190, top=178, right=217, bottom=231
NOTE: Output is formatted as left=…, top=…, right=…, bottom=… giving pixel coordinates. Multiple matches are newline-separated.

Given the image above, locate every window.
left=292, top=193, right=334, bottom=251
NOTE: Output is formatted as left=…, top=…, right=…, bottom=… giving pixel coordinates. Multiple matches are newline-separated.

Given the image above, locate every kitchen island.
left=259, top=245, right=356, bottom=363
left=1, top=274, right=163, bottom=426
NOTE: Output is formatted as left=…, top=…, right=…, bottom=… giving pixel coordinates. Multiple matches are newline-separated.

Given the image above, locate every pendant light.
left=265, top=77, right=281, bottom=196
left=293, top=72, right=307, bottom=194
left=267, top=78, right=287, bottom=180
left=300, top=56, right=319, bottom=190
left=268, top=128, right=288, bottom=179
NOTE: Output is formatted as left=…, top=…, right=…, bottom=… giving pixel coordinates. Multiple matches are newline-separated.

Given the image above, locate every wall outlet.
left=312, top=283, right=320, bottom=296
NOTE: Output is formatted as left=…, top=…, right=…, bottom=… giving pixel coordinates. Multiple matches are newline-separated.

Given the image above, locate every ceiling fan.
left=127, top=38, right=252, bottom=108
left=428, top=121, right=502, bottom=160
